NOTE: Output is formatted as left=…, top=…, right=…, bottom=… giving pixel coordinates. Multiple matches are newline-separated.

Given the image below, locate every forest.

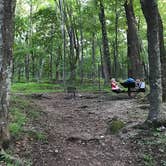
left=0, top=0, right=166, bottom=165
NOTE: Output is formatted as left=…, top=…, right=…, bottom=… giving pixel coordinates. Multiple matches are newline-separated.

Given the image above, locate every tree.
left=98, top=0, right=111, bottom=83
left=140, top=0, right=162, bottom=123
left=158, top=12, right=166, bottom=102
left=124, top=0, right=143, bottom=79
left=0, top=0, right=16, bottom=149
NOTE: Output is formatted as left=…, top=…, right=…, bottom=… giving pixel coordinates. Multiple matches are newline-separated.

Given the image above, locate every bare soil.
left=19, top=92, right=150, bottom=166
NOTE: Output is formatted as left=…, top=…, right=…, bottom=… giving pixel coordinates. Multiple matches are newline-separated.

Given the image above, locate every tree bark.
left=91, top=33, right=96, bottom=80
left=124, top=0, right=144, bottom=79
left=114, top=0, right=119, bottom=80
left=99, top=0, right=111, bottom=83
left=59, top=0, right=66, bottom=85
left=140, top=0, right=162, bottom=123
left=25, top=54, right=30, bottom=81
left=158, top=12, right=166, bottom=102
left=0, top=0, right=16, bottom=149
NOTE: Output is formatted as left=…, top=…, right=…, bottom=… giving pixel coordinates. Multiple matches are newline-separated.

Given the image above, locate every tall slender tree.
left=140, top=0, right=162, bottom=123
left=124, top=0, right=144, bottom=79
left=98, top=0, right=111, bottom=83
left=59, top=0, right=66, bottom=85
left=0, top=0, right=16, bottom=148
left=113, top=0, right=119, bottom=80
left=158, top=12, right=166, bottom=102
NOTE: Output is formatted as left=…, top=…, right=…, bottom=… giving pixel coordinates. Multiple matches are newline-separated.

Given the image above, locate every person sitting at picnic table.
left=135, top=79, right=146, bottom=92
left=111, top=78, right=124, bottom=93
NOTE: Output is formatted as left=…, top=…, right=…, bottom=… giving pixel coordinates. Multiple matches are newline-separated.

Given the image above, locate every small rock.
left=54, top=149, right=59, bottom=153
left=159, top=148, right=164, bottom=153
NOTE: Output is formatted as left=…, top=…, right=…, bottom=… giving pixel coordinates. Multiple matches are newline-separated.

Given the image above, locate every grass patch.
left=11, top=82, right=64, bottom=94
left=106, top=119, right=125, bottom=134
left=7, top=95, right=45, bottom=165
left=11, top=82, right=110, bottom=94
left=27, top=130, right=47, bottom=142
left=9, top=108, right=27, bottom=138
left=9, top=95, right=41, bottom=138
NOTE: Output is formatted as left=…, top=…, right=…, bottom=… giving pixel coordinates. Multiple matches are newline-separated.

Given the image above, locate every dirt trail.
left=31, top=92, right=148, bottom=166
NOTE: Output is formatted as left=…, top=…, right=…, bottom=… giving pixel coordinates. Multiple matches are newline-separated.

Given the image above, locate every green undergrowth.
left=11, top=82, right=64, bottom=93
left=9, top=95, right=44, bottom=139
left=3, top=95, right=46, bottom=165
left=107, top=119, right=125, bottom=134
left=0, top=149, right=32, bottom=166
left=134, top=129, right=166, bottom=166
left=11, top=82, right=110, bottom=94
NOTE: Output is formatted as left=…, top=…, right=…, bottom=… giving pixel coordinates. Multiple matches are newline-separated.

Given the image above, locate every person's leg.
left=120, top=82, right=129, bottom=88
left=138, top=88, right=145, bottom=92
left=128, top=87, right=131, bottom=97
left=112, top=89, right=121, bottom=93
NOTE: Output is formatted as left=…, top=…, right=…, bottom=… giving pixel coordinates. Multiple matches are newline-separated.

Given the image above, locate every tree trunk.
left=99, top=0, right=111, bottom=83
left=18, top=66, right=21, bottom=82
left=25, top=54, right=30, bottom=81
left=64, top=3, right=79, bottom=83
left=140, top=0, right=162, bottom=123
left=76, top=0, right=84, bottom=84
left=114, top=0, right=119, bottom=80
left=0, top=0, right=16, bottom=149
left=68, top=27, right=76, bottom=82
left=59, top=0, right=66, bottom=85
left=31, top=53, right=35, bottom=79
left=91, top=33, right=96, bottom=80
left=124, top=0, right=144, bottom=79
left=158, top=12, right=166, bottom=102
left=49, top=54, right=53, bottom=80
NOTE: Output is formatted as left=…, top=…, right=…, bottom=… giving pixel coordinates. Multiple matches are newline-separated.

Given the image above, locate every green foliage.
left=107, top=119, right=125, bottom=134
left=9, top=108, right=27, bottom=138
left=7, top=95, right=45, bottom=165
left=11, top=81, right=110, bottom=93
left=27, top=131, right=47, bottom=142
left=9, top=96, right=41, bottom=138
left=13, top=0, right=166, bottom=84
left=143, top=154, right=155, bottom=166
left=136, top=130, right=166, bottom=166
left=11, top=82, right=64, bottom=93
left=0, top=149, right=32, bottom=166
left=161, top=160, right=166, bottom=166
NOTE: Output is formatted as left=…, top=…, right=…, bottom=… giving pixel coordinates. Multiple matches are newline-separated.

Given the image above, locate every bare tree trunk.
left=55, top=47, right=62, bottom=81
left=114, top=0, right=119, bottom=80
left=91, top=33, right=96, bottom=80
left=25, top=54, right=30, bottom=81
left=68, top=27, right=76, bottom=82
left=38, top=58, right=44, bottom=81
left=158, top=12, right=166, bottom=102
left=80, top=27, right=84, bottom=83
left=65, top=4, right=79, bottom=83
left=99, top=0, right=111, bottom=83
left=59, top=0, right=66, bottom=85
left=49, top=53, right=53, bottom=80
left=124, top=0, right=144, bottom=79
left=0, top=0, right=16, bottom=149
left=140, top=0, right=162, bottom=123
left=31, top=53, right=35, bottom=79
left=18, top=66, right=21, bottom=82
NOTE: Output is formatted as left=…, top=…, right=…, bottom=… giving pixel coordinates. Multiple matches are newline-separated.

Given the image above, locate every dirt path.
left=31, top=92, right=149, bottom=166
